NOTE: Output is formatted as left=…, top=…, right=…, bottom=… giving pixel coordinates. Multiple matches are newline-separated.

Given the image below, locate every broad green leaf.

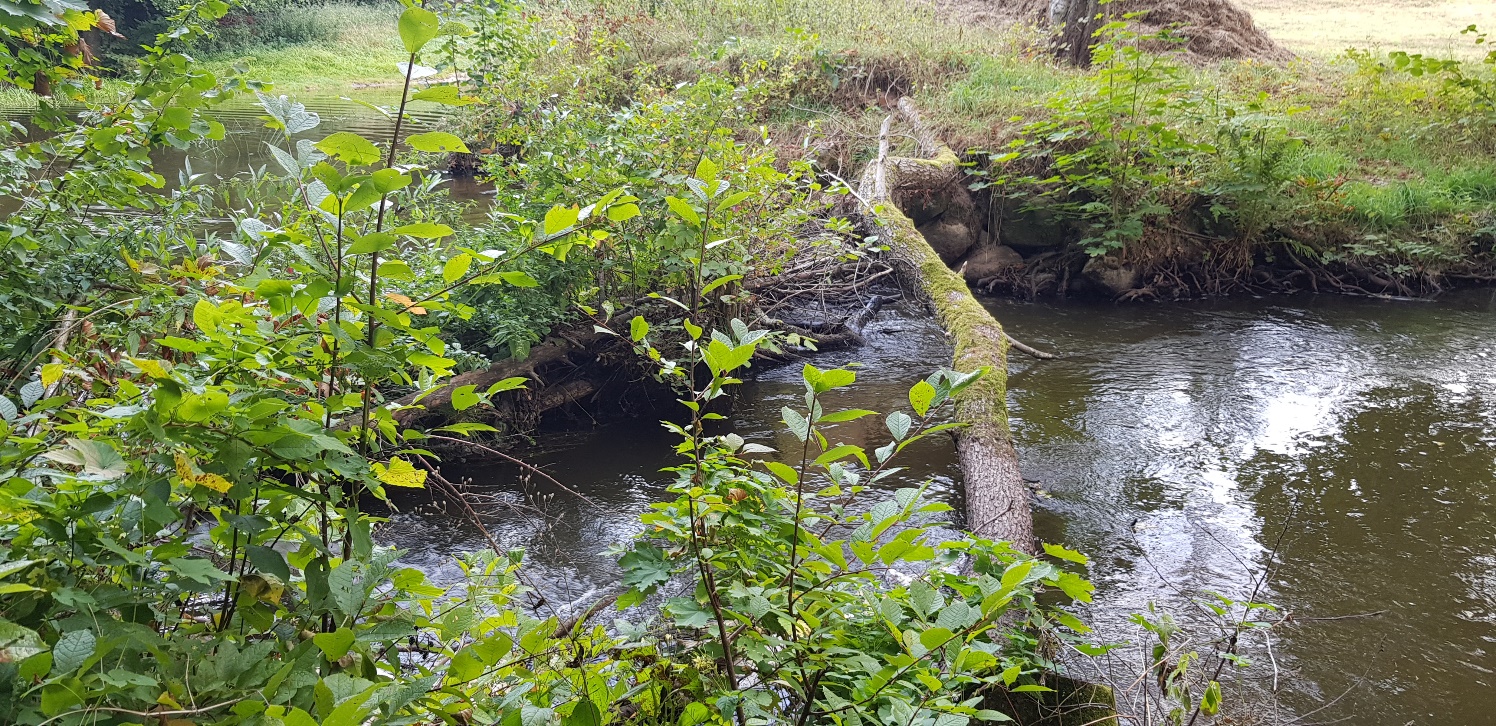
left=1042, top=542, right=1089, bottom=565
left=665, top=196, right=700, bottom=226
left=630, top=316, right=649, bottom=341
left=378, top=260, right=414, bottom=280
left=394, top=222, right=454, bottom=238
left=819, top=408, right=877, bottom=423
left=607, top=203, right=640, bottom=222
left=0, top=619, right=46, bottom=667
left=398, top=6, right=440, bottom=53
left=485, top=377, right=528, bottom=395
left=50, top=629, right=94, bottom=675
left=565, top=700, right=602, bottom=726
left=443, top=254, right=472, bottom=283
left=544, top=205, right=580, bottom=236
left=373, top=457, right=427, bottom=488
left=406, top=131, right=469, bottom=154
left=764, top=461, right=799, bottom=486
left=346, top=232, right=395, bottom=255
left=411, top=85, right=479, bottom=106
left=316, top=132, right=381, bottom=166
left=909, top=380, right=937, bottom=417
left=313, top=628, right=356, bottom=660
left=700, top=274, right=742, bottom=297
left=450, top=385, right=480, bottom=411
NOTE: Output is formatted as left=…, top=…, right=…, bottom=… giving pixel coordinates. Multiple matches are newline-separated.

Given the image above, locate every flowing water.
left=381, top=290, right=1496, bottom=725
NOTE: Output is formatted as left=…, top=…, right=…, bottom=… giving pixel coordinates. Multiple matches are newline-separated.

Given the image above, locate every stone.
left=998, top=207, right=1068, bottom=253
left=1081, top=256, right=1140, bottom=297
left=960, top=245, right=1025, bottom=284
left=916, top=219, right=976, bottom=264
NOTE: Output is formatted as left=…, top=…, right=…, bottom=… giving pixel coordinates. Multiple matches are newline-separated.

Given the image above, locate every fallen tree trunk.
left=859, top=98, right=1035, bottom=553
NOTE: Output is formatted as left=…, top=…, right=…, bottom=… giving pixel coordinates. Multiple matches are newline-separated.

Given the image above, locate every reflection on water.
left=997, top=290, right=1496, bottom=725
left=383, top=287, right=1496, bottom=723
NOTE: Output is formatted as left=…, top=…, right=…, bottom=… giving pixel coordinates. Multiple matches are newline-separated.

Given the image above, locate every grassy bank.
left=195, top=3, right=407, bottom=93
left=462, top=0, right=1495, bottom=297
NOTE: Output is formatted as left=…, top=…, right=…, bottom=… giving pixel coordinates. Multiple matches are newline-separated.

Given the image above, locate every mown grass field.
left=1240, top=0, right=1496, bottom=57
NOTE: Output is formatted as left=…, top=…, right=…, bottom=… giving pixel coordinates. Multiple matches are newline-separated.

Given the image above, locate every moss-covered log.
left=861, top=98, right=1035, bottom=553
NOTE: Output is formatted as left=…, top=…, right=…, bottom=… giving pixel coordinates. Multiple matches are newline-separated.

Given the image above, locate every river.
left=383, top=290, right=1496, bottom=725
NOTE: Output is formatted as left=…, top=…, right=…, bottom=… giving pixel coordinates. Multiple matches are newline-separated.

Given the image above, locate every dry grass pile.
left=939, top=0, right=1291, bottom=63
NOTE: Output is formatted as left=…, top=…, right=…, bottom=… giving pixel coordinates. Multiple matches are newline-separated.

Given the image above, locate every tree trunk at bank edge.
left=859, top=98, right=1035, bottom=553
left=1050, top=0, right=1101, bottom=67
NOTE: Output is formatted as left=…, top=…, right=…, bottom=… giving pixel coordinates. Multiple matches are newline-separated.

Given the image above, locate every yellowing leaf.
left=128, top=357, right=171, bottom=379
left=40, top=363, right=64, bottom=388
left=373, top=457, right=426, bottom=488
left=174, top=453, right=195, bottom=482
left=195, top=473, right=233, bottom=493
left=383, top=292, right=426, bottom=315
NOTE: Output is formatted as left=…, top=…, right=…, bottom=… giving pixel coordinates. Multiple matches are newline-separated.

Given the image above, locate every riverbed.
left=383, top=290, right=1496, bottom=725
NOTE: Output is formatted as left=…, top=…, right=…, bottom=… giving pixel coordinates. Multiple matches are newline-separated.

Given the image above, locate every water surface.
left=384, top=290, right=1496, bottom=725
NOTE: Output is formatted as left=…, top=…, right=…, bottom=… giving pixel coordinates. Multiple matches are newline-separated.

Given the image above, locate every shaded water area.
left=382, top=290, right=1496, bottom=725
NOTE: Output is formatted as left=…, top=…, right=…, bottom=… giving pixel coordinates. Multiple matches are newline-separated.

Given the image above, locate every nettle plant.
left=0, top=2, right=650, bottom=724
left=596, top=164, right=1103, bottom=726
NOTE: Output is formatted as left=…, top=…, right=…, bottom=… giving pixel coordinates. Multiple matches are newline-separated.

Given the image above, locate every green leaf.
left=316, top=132, right=381, bottom=166
left=565, top=701, right=603, bottom=726
left=450, top=385, right=480, bottom=411
left=313, top=628, right=356, bottom=660
left=629, top=315, right=649, bottom=341
left=815, top=444, right=867, bottom=468
left=816, top=368, right=856, bottom=392
left=41, top=439, right=127, bottom=480
left=700, top=274, right=742, bottom=297
left=619, top=544, right=671, bottom=592
left=411, top=85, right=479, bottom=106
left=50, top=628, right=94, bottom=675
left=443, top=254, right=472, bottom=283
left=346, top=232, right=395, bottom=255
left=1042, top=542, right=1090, bottom=565
left=247, top=545, right=290, bottom=581
left=819, top=409, right=877, bottom=423
left=918, top=626, right=954, bottom=650
left=607, top=203, right=640, bottom=222
left=0, top=618, right=46, bottom=665
left=665, top=196, right=701, bottom=226
left=373, top=457, right=427, bottom=488
left=398, top=6, right=440, bottom=53
left=909, top=380, right=937, bottom=417
left=0, top=559, right=41, bottom=581
left=544, top=205, right=580, bottom=236
left=485, top=377, right=528, bottom=395
left=887, top=411, right=912, bottom=440
left=764, top=461, right=799, bottom=486
left=406, top=131, right=469, bottom=154
left=678, top=702, right=711, bottom=726
left=1202, top=680, right=1222, bottom=715
left=394, top=222, right=454, bottom=238
left=378, top=260, right=414, bottom=280
left=370, top=167, right=411, bottom=193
